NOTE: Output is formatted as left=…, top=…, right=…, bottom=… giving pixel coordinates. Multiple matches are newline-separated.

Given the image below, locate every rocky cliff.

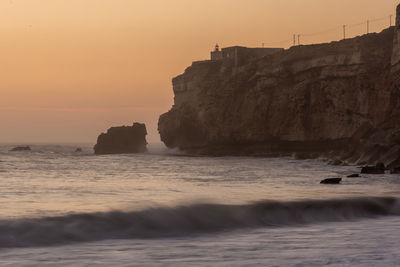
left=159, top=9, right=400, bottom=167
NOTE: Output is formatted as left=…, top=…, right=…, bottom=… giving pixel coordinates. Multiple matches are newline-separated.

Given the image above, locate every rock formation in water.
left=9, top=146, right=31, bottom=152
left=158, top=5, right=400, bottom=168
left=320, top=178, right=342, bottom=184
left=361, top=163, right=386, bottom=174
left=94, top=123, right=147, bottom=155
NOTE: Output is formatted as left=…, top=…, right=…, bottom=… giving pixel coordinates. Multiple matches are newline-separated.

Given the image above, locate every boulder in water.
left=320, top=178, right=342, bottom=184
left=347, top=174, right=360, bottom=178
left=94, top=122, right=147, bottom=155
left=75, top=148, right=82, bottom=153
left=9, top=146, right=31, bottom=152
left=361, top=162, right=385, bottom=174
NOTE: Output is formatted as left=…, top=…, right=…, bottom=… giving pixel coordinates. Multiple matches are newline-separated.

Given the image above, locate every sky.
left=0, top=0, right=398, bottom=143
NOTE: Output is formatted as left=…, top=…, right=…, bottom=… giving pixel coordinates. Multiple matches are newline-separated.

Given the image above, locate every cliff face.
left=159, top=22, right=400, bottom=166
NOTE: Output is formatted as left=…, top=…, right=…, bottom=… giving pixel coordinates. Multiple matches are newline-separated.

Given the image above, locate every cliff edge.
left=159, top=6, right=400, bottom=167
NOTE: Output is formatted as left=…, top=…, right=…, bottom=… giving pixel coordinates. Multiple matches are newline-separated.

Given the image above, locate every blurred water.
left=0, top=143, right=399, bottom=266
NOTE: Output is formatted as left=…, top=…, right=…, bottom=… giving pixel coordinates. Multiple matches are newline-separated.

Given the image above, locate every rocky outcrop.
left=320, top=178, right=342, bottom=184
left=9, top=146, right=31, bottom=152
left=347, top=174, right=360, bottom=178
left=361, top=163, right=386, bottom=174
left=94, top=123, right=147, bottom=155
left=158, top=6, right=400, bottom=168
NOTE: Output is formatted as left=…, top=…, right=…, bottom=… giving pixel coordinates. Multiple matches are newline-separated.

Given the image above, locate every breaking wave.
left=0, top=197, right=398, bottom=248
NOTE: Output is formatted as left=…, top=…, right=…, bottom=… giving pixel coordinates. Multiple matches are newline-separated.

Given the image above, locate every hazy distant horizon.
left=1, top=0, right=398, bottom=143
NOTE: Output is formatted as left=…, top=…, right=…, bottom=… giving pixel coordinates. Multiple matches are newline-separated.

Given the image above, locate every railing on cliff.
left=261, top=14, right=394, bottom=49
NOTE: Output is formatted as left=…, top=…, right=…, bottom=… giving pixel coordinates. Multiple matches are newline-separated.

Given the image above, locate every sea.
left=0, top=143, right=399, bottom=267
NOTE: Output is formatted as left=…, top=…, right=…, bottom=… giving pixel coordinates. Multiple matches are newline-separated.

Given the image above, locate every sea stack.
left=94, top=123, right=147, bottom=155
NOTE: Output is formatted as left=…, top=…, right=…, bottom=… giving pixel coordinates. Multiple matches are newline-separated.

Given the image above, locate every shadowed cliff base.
left=158, top=13, right=400, bottom=168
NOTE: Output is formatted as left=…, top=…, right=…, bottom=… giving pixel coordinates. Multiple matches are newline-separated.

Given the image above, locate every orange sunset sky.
left=0, top=0, right=398, bottom=143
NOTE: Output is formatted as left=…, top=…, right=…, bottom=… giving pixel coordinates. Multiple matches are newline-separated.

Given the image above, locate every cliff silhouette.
left=158, top=5, right=400, bottom=168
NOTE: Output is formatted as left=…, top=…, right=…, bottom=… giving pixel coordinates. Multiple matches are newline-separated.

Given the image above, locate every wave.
left=0, top=197, right=398, bottom=248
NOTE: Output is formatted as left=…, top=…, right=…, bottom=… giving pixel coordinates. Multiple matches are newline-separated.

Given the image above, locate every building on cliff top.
left=210, top=44, right=283, bottom=62
left=397, top=4, right=400, bottom=26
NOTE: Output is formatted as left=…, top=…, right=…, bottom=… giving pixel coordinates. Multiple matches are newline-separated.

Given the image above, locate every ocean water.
left=0, top=143, right=399, bottom=266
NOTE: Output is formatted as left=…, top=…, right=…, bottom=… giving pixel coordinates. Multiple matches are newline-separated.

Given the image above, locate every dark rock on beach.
left=9, top=146, right=31, bottom=152
left=361, top=163, right=386, bottom=174
left=320, top=178, right=342, bottom=184
left=347, top=174, right=360, bottom=178
left=94, top=123, right=147, bottom=155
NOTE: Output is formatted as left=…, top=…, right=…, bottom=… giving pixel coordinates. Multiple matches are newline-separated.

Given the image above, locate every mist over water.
left=0, top=143, right=399, bottom=265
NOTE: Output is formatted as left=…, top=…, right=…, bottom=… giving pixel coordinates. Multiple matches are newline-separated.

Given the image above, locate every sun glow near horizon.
left=0, top=0, right=398, bottom=143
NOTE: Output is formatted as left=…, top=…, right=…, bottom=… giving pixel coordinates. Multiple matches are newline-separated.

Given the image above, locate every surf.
left=0, top=197, right=397, bottom=248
